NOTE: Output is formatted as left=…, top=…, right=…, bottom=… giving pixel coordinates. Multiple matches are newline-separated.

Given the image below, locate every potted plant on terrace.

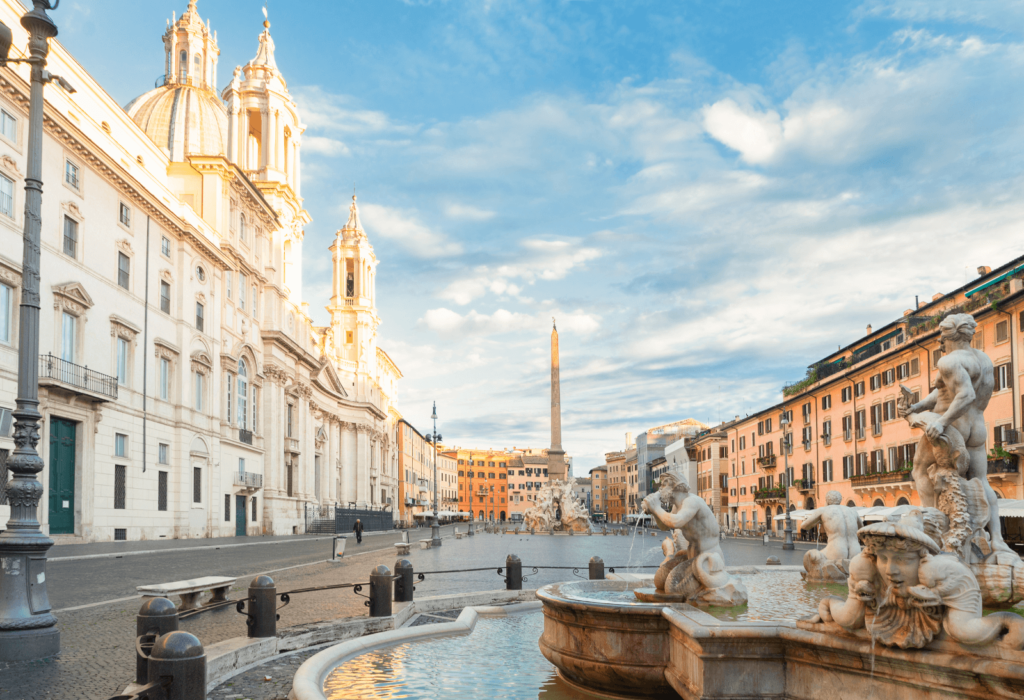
left=988, top=446, right=1018, bottom=474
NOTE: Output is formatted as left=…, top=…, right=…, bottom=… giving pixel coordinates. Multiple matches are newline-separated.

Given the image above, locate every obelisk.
left=548, top=319, right=566, bottom=481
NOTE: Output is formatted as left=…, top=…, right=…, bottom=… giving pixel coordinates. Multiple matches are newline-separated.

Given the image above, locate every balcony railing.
left=988, top=458, right=1020, bottom=475
left=233, top=471, right=263, bottom=489
left=849, top=470, right=913, bottom=487
left=753, top=488, right=785, bottom=503
left=794, top=479, right=814, bottom=493
left=802, top=441, right=811, bottom=451
left=39, top=354, right=118, bottom=400
left=757, top=455, right=777, bottom=469
left=239, top=429, right=253, bottom=445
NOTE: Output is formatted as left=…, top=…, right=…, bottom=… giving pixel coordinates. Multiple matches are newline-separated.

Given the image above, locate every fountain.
left=522, top=476, right=592, bottom=533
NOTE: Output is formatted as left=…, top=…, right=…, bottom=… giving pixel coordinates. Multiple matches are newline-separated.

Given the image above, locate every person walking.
left=353, top=518, right=364, bottom=544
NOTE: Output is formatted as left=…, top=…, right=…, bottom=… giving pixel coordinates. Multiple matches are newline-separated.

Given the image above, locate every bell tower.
left=326, top=196, right=380, bottom=392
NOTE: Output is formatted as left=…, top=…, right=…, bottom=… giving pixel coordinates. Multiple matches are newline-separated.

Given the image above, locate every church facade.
left=0, top=0, right=401, bottom=542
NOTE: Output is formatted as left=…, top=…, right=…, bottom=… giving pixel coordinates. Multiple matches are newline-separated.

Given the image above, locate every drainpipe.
left=142, top=217, right=150, bottom=472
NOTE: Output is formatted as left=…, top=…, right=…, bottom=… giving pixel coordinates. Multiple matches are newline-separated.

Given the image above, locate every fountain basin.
left=538, top=576, right=1024, bottom=699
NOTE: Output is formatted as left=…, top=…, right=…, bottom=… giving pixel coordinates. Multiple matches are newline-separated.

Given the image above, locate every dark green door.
left=48, top=418, right=76, bottom=535
left=235, top=495, right=246, bottom=536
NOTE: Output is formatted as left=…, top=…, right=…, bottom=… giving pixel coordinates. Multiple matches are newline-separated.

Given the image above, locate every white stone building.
left=0, top=0, right=401, bottom=542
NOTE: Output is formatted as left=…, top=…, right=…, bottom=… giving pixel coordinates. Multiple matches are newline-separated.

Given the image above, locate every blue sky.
left=55, top=0, right=1024, bottom=470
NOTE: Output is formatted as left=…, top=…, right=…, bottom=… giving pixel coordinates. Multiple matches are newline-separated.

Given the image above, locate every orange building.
left=451, top=447, right=512, bottom=521
left=604, top=450, right=628, bottom=523
left=506, top=450, right=552, bottom=520
left=696, top=258, right=1024, bottom=533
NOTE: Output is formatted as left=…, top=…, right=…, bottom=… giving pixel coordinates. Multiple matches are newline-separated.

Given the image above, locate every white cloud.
left=293, top=86, right=412, bottom=136
left=359, top=203, right=463, bottom=259
left=702, top=99, right=783, bottom=165
left=439, top=239, right=602, bottom=305
left=303, top=136, right=351, bottom=157
left=444, top=203, right=496, bottom=221
left=420, top=307, right=601, bottom=336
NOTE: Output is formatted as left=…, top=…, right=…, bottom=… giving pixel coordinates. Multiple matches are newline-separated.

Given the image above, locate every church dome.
left=126, top=83, right=227, bottom=162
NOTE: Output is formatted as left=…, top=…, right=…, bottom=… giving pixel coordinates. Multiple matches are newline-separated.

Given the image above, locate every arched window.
left=237, top=358, right=248, bottom=430
left=896, top=497, right=910, bottom=506
left=193, top=54, right=201, bottom=81
left=872, top=498, right=885, bottom=507
left=179, top=50, right=187, bottom=80
left=846, top=500, right=856, bottom=508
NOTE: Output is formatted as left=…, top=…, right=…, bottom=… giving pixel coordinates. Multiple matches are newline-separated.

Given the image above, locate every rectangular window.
left=119, top=202, right=131, bottom=227
left=224, top=494, right=231, bottom=521
left=883, top=400, right=897, bottom=421
left=870, top=374, right=881, bottom=391
left=855, top=381, right=865, bottom=397
left=739, top=436, right=746, bottom=450
left=973, top=330, right=985, bottom=350
left=0, top=283, right=11, bottom=344
left=194, top=371, right=203, bottom=411
left=843, top=455, right=853, bottom=479
left=158, top=471, right=168, bottom=511
left=193, top=467, right=201, bottom=503
left=161, top=236, right=170, bottom=257
left=63, top=216, right=78, bottom=258
left=117, top=252, right=130, bottom=289
left=888, top=446, right=898, bottom=472
left=821, top=394, right=831, bottom=410
left=158, top=443, right=169, bottom=464
left=0, top=173, right=13, bottom=218
left=252, top=285, right=258, bottom=316
left=65, top=160, right=79, bottom=189
left=896, top=363, right=909, bottom=380
left=116, top=337, right=128, bottom=386
left=159, top=358, right=169, bottom=400
left=0, top=109, right=16, bottom=142
left=822, top=459, right=833, bottom=482
left=883, top=369, right=895, bottom=385
left=995, top=363, right=1011, bottom=392
left=253, top=387, right=259, bottom=434
left=159, top=281, right=170, bottom=314
left=62, top=311, right=75, bottom=362
left=226, top=270, right=232, bottom=299
left=239, top=273, right=246, bottom=311
left=910, top=357, right=920, bottom=375
left=252, top=496, right=257, bottom=521
left=933, top=348, right=942, bottom=365
left=114, top=464, right=126, bottom=509
left=766, top=418, right=772, bottom=433
left=841, top=386, right=852, bottom=403
left=286, top=404, right=293, bottom=437
left=195, top=302, right=204, bottom=332
left=997, top=320, right=1010, bottom=343
left=115, top=432, right=127, bottom=458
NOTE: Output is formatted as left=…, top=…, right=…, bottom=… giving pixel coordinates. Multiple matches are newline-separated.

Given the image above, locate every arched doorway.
left=872, top=498, right=885, bottom=507
left=489, top=510, right=494, bottom=521
left=478, top=510, right=484, bottom=521
left=500, top=511, right=506, bottom=521
left=846, top=501, right=856, bottom=508
left=896, top=497, right=910, bottom=506
left=805, top=498, right=815, bottom=510
left=765, top=508, right=772, bottom=530
left=775, top=505, right=784, bottom=531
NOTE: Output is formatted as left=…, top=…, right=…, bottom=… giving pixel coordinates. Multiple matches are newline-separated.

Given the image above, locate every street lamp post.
left=781, top=415, right=794, bottom=551
left=428, top=402, right=442, bottom=547
left=0, top=0, right=69, bottom=663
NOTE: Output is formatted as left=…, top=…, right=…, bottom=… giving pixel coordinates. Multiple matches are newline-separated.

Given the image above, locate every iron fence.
left=304, top=503, right=394, bottom=534
left=39, top=353, right=118, bottom=399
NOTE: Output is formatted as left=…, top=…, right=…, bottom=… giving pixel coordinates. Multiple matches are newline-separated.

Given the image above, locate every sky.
left=53, top=0, right=1024, bottom=471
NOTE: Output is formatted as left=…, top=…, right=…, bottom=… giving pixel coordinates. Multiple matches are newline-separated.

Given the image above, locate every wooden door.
left=48, top=418, right=76, bottom=535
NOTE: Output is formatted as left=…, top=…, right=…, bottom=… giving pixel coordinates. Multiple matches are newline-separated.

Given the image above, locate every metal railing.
left=239, top=429, right=253, bottom=445
left=849, top=470, right=913, bottom=487
left=233, top=471, right=263, bottom=489
left=39, top=353, right=117, bottom=399
left=757, top=455, right=777, bottom=468
left=753, top=488, right=785, bottom=502
left=988, top=458, right=1019, bottom=474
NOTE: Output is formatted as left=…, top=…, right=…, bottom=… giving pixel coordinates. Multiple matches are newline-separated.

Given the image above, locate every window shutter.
left=910, top=357, right=919, bottom=375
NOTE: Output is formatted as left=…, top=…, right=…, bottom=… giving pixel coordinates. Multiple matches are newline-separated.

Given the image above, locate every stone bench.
left=454, top=532, right=464, bottom=539
left=394, top=543, right=411, bottom=555
left=419, top=539, right=432, bottom=549
left=137, top=575, right=236, bottom=611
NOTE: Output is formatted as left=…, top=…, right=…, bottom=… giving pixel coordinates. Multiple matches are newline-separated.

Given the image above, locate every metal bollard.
left=147, top=630, right=206, bottom=700
left=394, top=559, right=414, bottom=603
left=369, top=565, right=393, bottom=617
left=136, top=597, right=179, bottom=684
left=247, top=575, right=277, bottom=638
left=467, top=524, right=474, bottom=537
left=589, top=556, right=605, bottom=580
left=505, top=554, right=523, bottom=590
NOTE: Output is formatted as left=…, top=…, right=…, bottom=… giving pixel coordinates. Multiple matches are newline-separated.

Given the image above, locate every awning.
left=772, top=509, right=812, bottom=522
left=413, top=510, right=462, bottom=518
left=998, top=500, right=1024, bottom=518
left=862, top=505, right=915, bottom=522
left=966, top=265, right=1024, bottom=298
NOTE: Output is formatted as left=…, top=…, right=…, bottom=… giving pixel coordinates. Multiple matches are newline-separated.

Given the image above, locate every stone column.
left=294, top=141, right=301, bottom=198
left=341, top=423, right=356, bottom=505
left=260, top=107, right=270, bottom=171
left=227, top=106, right=238, bottom=163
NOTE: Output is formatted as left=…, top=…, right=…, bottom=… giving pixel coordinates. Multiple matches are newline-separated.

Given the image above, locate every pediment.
left=313, top=358, right=348, bottom=399
left=53, top=282, right=94, bottom=309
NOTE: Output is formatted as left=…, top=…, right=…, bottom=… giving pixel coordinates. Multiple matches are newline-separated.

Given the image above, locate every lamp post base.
left=782, top=518, right=795, bottom=550
left=430, top=517, right=442, bottom=547
left=0, top=624, right=60, bottom=663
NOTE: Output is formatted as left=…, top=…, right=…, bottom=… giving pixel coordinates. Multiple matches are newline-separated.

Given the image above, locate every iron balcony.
left=38, top=353, right=117, bottom=401
left=233, top=471, right=263, bottom=490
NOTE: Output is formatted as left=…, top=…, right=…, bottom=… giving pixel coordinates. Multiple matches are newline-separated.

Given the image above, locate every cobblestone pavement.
left=0, top=529, right=819, bottom=699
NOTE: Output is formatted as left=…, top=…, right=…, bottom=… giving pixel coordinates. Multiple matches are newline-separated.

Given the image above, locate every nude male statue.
left=899, top=313, right=1009, bottom=552
left=641, top=467, right=746, bottom=604
left=801, top=489, right=862, bottom=561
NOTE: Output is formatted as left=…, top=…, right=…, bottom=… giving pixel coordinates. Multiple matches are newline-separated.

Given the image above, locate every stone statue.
left=639, top=466, right=747, bottom=606
left=800, top=490, right=862, bottom=583
left=900, top=314, right=1010, bottom=554
left=815, top=510, right=1024, bottom=649
left=522, top=478, right=590, bottom=533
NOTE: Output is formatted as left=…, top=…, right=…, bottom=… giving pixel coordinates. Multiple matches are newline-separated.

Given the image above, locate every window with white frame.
left=61, top=311, right=76, bottom=362
left=195, top=302, right=204, bottom=332
left=161, top=236, right=170, bottom=257
left=0, top=109, right=16, bottom=143
left=238, top=273, right=246, bottom=311
left=158, top=443, right=169, bottom=465
left=226, top=270, right=232, bottom=299
left=995, top=363, right=1012, bottom=392
left=239, top=214, right=246, bottom=244
left=0, top=173, right=13, bottom=218
left=64, top=160, right=79, bottom=189
left=119, top=202, right=131, bottom=228
left=115, top=432, right=128, bottom=458
left=251, top=285, right=258, bottom=316
left=159, top=357, right=170, bottom=400
left=0, top=283, right=11, bottom=344
left=116, top=337, right=129, bottom=386
left=237, top=358, right=248, bottom=429
left=63, top=216, right=78, bottom=258
left=159, top=281, right=170, bottom=314
left=194, top=370, right=203, bottom=411
left=117, top=252, right=130, bottom=290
